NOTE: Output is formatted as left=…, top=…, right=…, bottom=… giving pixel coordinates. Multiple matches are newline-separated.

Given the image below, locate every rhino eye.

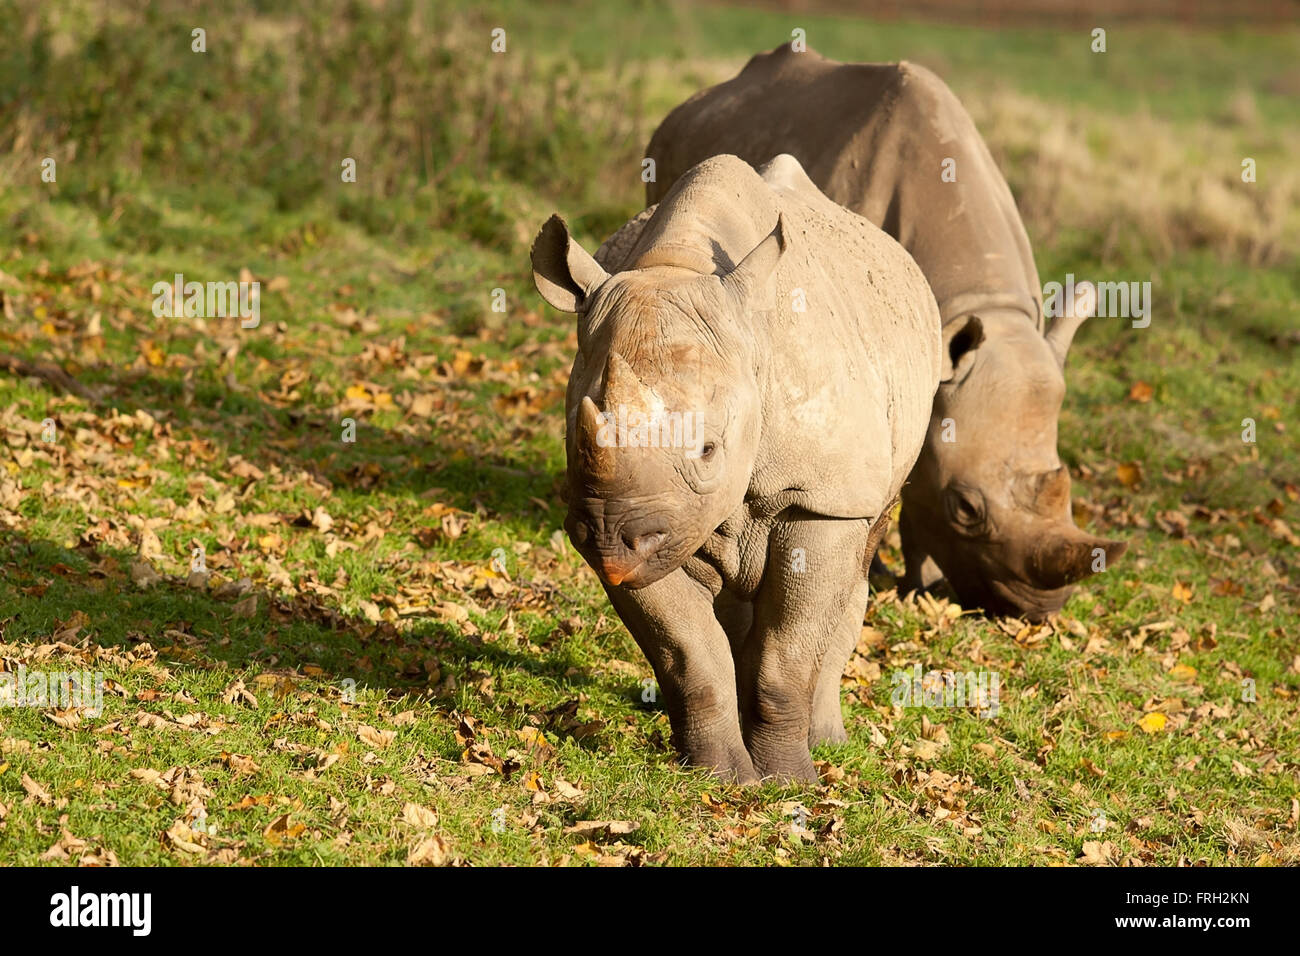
left=947, top=487, right=986, bottom=534
left=699, top=442, right=717, bottom=461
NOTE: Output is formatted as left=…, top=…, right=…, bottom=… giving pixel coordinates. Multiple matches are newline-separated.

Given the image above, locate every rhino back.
left=760, top=162, right=941, bottom=512
left=646, top=46, right=1042, bottom=330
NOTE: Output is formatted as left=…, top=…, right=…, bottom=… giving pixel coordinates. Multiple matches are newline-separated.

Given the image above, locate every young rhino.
left=644, top=45, right=1125, bottom=621
left=531, top=154, right=941, bottom=782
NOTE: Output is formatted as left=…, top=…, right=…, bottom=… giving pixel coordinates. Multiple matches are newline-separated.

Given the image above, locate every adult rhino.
left=532, top=154, right=940, bottom=781
left=641, top=45, right=1125, bottom=621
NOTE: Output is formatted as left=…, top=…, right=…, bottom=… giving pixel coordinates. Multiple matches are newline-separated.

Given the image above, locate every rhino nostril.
left=622, top=531, right=666, bottom=556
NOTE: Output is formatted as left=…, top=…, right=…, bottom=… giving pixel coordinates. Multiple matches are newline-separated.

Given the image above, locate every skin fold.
left=531, top=154, right=940, bottom=781
left=642, top=45, right=1126, bottom=621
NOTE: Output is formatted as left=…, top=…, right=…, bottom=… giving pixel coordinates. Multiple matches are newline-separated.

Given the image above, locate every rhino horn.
left=1027, top=523, right=1127, bottom=589
left=577, top=395, right=615, bottom=483
left=601, top=350, right=657, bottom=412
left=1032, top=464, right=1073, bottom=516
left=1044, top=281, right=1097, bottom=368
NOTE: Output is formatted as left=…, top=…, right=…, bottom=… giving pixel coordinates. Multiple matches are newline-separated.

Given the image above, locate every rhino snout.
left=568, top=510, right=672, bottom=588
left=598, top=529, right=667, bottom=587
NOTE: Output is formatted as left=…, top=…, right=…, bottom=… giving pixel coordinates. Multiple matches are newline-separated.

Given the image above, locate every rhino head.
left=531, top=214, right=784, bottom=588
left=903, top=304, right=1125, bottom=621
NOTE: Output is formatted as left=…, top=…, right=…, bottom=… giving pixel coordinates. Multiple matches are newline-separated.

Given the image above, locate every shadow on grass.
left=65, top=358, right=565, bottom=528
left=0, top=534, right=602, bottom=714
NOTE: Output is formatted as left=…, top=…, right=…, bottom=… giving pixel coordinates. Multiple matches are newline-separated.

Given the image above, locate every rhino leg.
left=899, top=506, right=944, bottom=593
left=808, top=578, right=870, bottom=748
left=713, top=590, right=755, bottom=725
left=605, top=569, right=757, bottom=783
left=810, top=505, right=895, bottom=747
left=740, top=517, right=872, bottom=782
left=713, top=589, right=754, bottom=660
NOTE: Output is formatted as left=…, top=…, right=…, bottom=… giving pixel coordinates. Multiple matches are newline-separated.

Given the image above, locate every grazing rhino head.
left=531, top=214, right=781, bottom=588
left=903, top=307, right=1126, bottom=622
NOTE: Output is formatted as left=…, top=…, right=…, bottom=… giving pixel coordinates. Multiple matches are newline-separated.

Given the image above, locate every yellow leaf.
left=1137, top=712, right=1167, bottom=734
left=1171, top=581, right=1194, bottom=603
left=1116, top=461, right=1143, bottom=488
left=345, top=384, right=370, bottom=401
left=1169, top=664, right=1198, bottom=681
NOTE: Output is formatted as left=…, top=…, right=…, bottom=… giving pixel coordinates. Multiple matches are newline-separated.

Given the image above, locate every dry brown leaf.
left=401, top=802, right=439, bottom=829
left=21, top=773, right=52, bottom=805
left=357, top=724, right=396, bottom=749
left=407, top=834, right=452, bottom=866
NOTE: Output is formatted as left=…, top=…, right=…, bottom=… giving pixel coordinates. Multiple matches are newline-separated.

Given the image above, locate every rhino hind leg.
left=809, top=501, right=894, bottom=748
left=808, top=577, right=871, bottom=749
left=898, top=507, right=945, bottom=594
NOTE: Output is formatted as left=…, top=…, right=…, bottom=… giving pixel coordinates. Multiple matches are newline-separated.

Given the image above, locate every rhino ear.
left=940, top=315, right=984, bottom=383
left=1044, top=281, right=1097, bottom=368
left=1028, top=525, right=1127, bottom=589
left=531, top=214, right=610, bottom=313
left=721, top=213, right=787, bottom=310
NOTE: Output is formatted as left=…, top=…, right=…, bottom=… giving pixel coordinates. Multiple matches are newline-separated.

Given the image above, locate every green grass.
left=0, top=0, right=1296, bottom=866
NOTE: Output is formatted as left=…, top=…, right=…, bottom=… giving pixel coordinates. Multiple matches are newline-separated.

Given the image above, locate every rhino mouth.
left=595, top=556, right=649, bottom=588
left=981, top=577, right=1073, bottom=622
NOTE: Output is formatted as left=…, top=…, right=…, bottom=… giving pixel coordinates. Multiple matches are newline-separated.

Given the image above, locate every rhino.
left=641, top=45, right=1125, bottom=621
left=531, top=154, right=941, bottom=781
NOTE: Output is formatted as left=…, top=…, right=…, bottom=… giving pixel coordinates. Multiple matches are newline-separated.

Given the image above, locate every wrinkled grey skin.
left=531, top=154, right=940, bottom=781
left=643, top=45, right=1126, bottom=621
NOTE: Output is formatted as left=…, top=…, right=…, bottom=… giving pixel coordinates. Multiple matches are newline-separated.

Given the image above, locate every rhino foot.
left=684, top=740, right=759, bottom=785
left=809, top=719, right=849, bottom=749
left=753, top=753, right=819, bottom=785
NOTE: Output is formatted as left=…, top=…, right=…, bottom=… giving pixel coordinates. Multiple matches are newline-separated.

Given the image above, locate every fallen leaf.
left=401, top=802, right=439, bottom=829
left=563, top=820, right=639, bottom=840
left=1127, top=381, right=1154, bottom=403
left=1116, top=461, right=1144, bottom=489
left=1137, top=712, right=1168, bottom=734
left=357, top=725, right=395, bottom=749
left=407, top=834, right=452, bottom=866
left=21, top=773, right=52, bottom=805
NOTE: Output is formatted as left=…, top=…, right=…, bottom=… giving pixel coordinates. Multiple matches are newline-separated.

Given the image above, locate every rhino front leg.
left=605, top=569, right=757, bottom=783
left=740, top=517, right=873, bottom=782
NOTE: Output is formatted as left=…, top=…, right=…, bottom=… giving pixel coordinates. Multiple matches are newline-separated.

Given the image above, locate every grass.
left=0, top=0, right=1296, bottom=866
